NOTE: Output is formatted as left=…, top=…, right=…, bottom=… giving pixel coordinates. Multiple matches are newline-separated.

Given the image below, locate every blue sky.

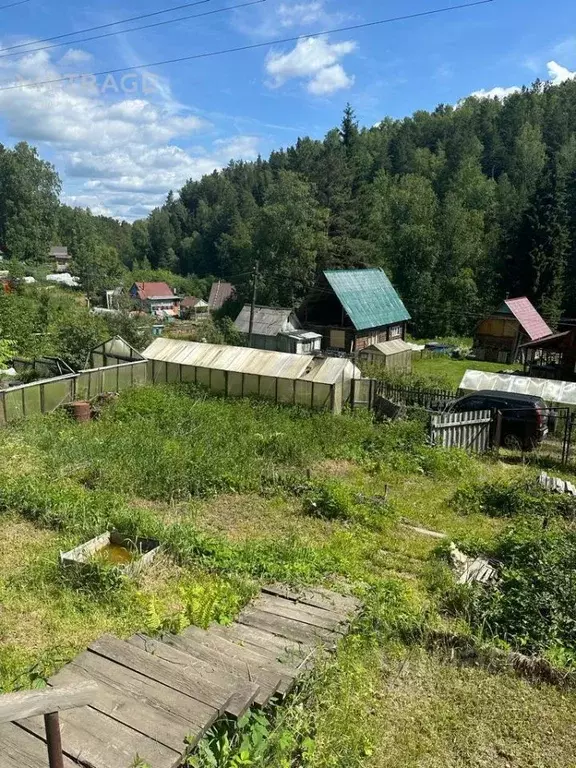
left=0, top=0, right=575, bottom=219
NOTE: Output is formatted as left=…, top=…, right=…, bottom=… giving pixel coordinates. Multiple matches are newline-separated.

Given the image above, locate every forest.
left=3, top=77, right=576, bottom=337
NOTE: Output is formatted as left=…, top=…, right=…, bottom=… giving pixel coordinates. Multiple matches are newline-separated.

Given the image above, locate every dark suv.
left=447, top=390, right=549, bottom=451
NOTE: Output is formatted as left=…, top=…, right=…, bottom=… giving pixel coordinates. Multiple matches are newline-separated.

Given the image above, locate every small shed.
left=473, top=298, right=552, bottom=364
left=358, top=339, right=413, bottom=372
left=143, top=338, right=362, bottom=414
left=181, top=296, right=209, bottom=320
left=234, top=305, right=322, bottom=354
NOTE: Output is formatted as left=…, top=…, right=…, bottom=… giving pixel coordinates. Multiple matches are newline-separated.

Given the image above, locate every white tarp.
left=459, top=370, right=576, bottom=406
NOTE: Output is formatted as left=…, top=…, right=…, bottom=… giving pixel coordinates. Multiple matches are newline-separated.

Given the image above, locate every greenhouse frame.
left=143, top=339, right=362, bottom=414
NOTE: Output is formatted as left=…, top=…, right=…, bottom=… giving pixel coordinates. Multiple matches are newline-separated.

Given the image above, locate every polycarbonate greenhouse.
left=143, top=338, right=362, bottom=414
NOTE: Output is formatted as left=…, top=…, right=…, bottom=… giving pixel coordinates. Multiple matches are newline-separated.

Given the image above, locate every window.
left=388, top=325, right=403, bottom=339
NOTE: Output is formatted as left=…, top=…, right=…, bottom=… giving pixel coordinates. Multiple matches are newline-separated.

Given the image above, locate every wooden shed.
left=357, top=339, right=413, bottom=372
left=473, top=297, right=552, bottom=364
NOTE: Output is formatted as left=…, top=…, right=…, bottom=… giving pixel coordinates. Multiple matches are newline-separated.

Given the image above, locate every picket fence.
left=429, top=410, right=493, bottom=454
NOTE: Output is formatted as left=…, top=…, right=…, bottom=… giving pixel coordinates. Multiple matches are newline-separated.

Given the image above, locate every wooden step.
left=127, top=634, right=260, bottom=719
left=18, top=704, right=180, bottom=768
left=238, top=608, right=339, bottom=647
left=89, top=634, right=234, bottom=715
left=183, top=624, right=300, bottom=694
left=209, top=622, right=313, bottom=666
left=70, top=649, right=217, bottom=740
left=163, top=632, right=282, bottom=706
left=48, top=662, right=199, bottom=755
left=262, top=584, right=361, bottom=616
left=256, top=595, right=348, bottom=634
left=0, top=722, right=78, bottom=768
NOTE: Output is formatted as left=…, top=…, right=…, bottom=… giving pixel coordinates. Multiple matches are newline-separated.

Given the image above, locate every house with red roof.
left=473, top=297, right=553, bottom=364
left=129, top=282, right=181, bottom=319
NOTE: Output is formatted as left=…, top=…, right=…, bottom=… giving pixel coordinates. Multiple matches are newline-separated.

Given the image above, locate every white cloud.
left=307, top=64, right=354, bottom=95
left=470, top=85, right=521, bottom=100
left=59, top=49, right=93, bottom=66
left=0, top=47, right=261, bottom=220
left=277, top=2, right=325, bottom=27
left=266, top=37, right=356, bottom=95
left=547, top=60, right=576, bottom=85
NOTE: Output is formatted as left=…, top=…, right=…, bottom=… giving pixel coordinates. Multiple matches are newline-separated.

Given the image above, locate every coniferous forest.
left=4, top=78, right=576, bottom=337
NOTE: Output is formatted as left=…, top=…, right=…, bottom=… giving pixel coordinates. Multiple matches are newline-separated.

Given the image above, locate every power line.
left=0, top=0, right=267, bottom=61
left=0, top=0, right=214, bottom=53
left=0, top=0, right=496, bottom=92
left=0, top=0, right=29, bottom=9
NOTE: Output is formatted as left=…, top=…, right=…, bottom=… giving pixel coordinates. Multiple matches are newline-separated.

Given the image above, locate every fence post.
left=493, top=410, right=503, bottom=453
left=45, top=712, right=65, bottom=768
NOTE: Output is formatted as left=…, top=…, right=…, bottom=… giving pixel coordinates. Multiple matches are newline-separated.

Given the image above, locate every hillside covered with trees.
left=3, top=78, right=576, bottom=338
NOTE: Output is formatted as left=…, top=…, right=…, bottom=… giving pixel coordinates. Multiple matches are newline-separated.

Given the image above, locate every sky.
left=0, top=0, right=575, bottom=221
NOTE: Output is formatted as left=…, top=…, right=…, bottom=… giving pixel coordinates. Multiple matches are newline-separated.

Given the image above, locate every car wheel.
left=503, top=433, right=522, bottom=450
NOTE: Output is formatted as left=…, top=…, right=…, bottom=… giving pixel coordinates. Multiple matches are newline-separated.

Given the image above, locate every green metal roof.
left=323, top=269, right=411, bottom=331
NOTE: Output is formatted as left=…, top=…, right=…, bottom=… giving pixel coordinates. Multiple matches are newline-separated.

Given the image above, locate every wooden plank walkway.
left=2, top=585, right=360, bottom=767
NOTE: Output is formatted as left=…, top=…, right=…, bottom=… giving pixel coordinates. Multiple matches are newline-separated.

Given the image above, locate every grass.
left=2, top=384, right=576, bottom=766
left=412, top=355, right=524, bottom=389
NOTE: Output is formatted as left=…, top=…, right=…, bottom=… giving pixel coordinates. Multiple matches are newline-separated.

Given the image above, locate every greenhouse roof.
left=143, top=339, right=361, bottom=385
left=459, top=370, right=576, bottom=405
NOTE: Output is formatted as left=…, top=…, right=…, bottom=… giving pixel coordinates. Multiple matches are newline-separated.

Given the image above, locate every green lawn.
left=413, top=354, right=524, bottom=389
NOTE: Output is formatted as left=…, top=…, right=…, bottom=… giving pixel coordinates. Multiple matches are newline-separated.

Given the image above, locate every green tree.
left=0, top=142, right=60, bottom=261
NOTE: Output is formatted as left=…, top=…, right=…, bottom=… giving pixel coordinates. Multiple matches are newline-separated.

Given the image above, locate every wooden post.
left=248, top=260, right=259, bottom=348
left=45, top=712, right=65, bottom=768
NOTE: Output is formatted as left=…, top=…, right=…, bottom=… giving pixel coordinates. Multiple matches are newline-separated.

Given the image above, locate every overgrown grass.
left=4, top=384, right=576, bottom=766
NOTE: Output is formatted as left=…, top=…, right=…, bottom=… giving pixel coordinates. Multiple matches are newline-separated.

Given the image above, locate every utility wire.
left=0, top=0, right=266, bottom=61
left=1, top=0, right=214, bottom=52
left=0, top=0, right=29, bottom=9
left=0, top=0, right=496, bottom=92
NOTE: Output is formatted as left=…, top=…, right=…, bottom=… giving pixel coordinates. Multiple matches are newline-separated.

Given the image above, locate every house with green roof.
left=298, top=268, right=411, bottom=353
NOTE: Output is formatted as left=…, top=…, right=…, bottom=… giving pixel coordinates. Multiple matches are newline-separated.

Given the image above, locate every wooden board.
left=210, top=622, right=311, bottom=665
left=182, top=625, right=299, bottom=693
left=238, top=608, right=338, bottom=647
left=49, top=662, right=196, bottom=754
left=72, top=650, right=216, bottom=739
left=262, top=584, right=360, bottom=615
left=19, top=705, right=180, bottom=768
left=0, top=681, right=98, bottom=725
left=0, top=722, right=78, bottom=768
left=126, top=634, right=259, bottom=719
left=164, top=632, right=282, bottom=706
left=256, top=595, right=347, bottom=633
left=89, top=634, right=233, bottom=714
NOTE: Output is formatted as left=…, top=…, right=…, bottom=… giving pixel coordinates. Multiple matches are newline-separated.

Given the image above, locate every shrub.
left=440, top=520, right=576, bottom=658
left=303, top=480, right=357, bottom=521
left=452, top=478, right=576, bottom=520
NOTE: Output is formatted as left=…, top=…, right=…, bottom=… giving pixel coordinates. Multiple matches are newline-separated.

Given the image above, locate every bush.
left=452, top=478, right=576, bottom=520
left=303, top=479, right=357, bottom=521
left=439, top=520, right=576, bottom=658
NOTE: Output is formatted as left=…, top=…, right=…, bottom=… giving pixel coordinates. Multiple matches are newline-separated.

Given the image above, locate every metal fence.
left=430, top=410, right=493, bottom=453
left=0, top=360, right=148, bottom=425
left=376, top=382, right=458, bottom=411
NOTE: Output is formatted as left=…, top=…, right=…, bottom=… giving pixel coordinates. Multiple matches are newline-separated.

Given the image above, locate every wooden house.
left=298, top=269, right=410, bottom=353
left=473, top=298, right=552, bottom=364
left=50, top=246, right=72, bottom=273
left=234, top=305, right=322, bottom=354
left=130, top=282, right=181, bottom=319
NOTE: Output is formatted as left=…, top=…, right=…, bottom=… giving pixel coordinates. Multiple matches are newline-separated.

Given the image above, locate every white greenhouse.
left=143, top=339, right=362, bottom=414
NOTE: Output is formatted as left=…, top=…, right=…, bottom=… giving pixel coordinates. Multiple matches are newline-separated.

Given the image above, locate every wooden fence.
left=0, top=360, right=148, bottom=425
left=429, top=410, right=493, bottom=453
